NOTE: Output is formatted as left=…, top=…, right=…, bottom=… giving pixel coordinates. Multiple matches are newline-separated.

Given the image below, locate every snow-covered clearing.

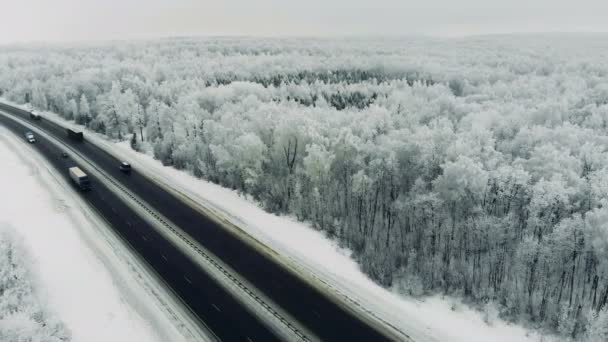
left=0, top=126, right=193, bottom=342
left=28, top=103, right=556, bottom=342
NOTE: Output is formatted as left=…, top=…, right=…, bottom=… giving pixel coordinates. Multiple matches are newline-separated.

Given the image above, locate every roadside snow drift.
left=29, top=106, right=550, bottom=342
left=0, top=127, right=185, bottom=342
left=114, top=141, right=551, bottom=342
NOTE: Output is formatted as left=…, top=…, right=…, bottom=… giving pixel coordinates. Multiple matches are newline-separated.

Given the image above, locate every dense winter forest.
left=2, top=35, right=608, bottom=339
left=0, top=227, right=70, bottom=341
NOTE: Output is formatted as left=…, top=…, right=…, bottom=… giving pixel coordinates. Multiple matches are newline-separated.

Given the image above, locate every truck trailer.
left=30, top=111, right=41, bottom=120
left=69, top=167, right=91, bottom=190
left=66, top=128, right=84, bottom=141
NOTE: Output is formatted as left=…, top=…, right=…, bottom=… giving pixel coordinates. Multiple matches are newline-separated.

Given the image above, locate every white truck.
left=69, top=167, right=91, bottom=190
left=24, top=132, right=36, bottom=143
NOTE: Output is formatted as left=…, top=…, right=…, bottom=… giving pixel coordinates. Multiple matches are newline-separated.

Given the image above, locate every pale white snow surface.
left=0, top=126, right=187, bottom=342
left=23, top=104, right=558, bottom=342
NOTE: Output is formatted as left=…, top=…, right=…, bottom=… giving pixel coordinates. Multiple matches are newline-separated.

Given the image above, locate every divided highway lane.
left=0, top=111, right=282, bottom=341
left=0, top=103, right=403, bottom=342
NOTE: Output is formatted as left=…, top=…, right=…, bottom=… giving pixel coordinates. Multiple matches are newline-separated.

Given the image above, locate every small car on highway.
left=119, top=161, right=131, bottom=173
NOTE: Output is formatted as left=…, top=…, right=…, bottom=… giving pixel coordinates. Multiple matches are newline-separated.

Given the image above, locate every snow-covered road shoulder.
left=13, top=101, right=556, bottom=342
left=112, top=141, right=551, bottom=342
left=0, top=126, right=201, bottom=342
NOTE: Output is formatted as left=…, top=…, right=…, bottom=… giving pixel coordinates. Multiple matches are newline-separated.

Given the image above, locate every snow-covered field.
left=0, top=126, right=194, bottom=342
left=27, top=103, right=555, bottom=342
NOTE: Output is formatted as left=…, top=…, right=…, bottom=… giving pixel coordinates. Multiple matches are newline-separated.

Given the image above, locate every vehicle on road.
left=68, top=167, right=91, bottom=190
left=30, top=111, right=41, bottom=120
left=119, top=162, right=131, bottom=173
left=66, top=128, right=84, bottom=141
left=61, top=152, right=69, bottom=158
left=25, top=132, right=36, bottom=143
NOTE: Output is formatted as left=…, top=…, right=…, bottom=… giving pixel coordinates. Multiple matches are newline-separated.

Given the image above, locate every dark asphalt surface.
left=0, top=110, right=280, bottom=342
left=0, top=103, right=398, bottom=342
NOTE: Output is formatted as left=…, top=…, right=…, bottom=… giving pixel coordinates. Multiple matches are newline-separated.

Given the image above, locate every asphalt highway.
left=0, top=109, right=280, bottom=342
left=0, top=102, right=400, bottom=342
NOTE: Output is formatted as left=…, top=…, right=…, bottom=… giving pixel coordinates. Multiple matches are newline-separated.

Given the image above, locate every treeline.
left=0, top=227, right=70, bottom=341
left=2, top=36, right=608, bottom=340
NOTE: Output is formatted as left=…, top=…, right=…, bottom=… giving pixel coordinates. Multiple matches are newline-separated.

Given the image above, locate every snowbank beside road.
left=0, top=126, right=192, bottom=342
left=14, top=102, right=554, bottom=342
left=114, top=141, right=552, bottom=342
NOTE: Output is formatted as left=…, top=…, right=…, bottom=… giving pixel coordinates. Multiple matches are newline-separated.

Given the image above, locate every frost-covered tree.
left=2, top=36, right=608, bottom=339
left=67, top=98, right=78, bottom=120
left=0, top=228, right=70, bottom=341
left=78, top=94, right=91, bottom=125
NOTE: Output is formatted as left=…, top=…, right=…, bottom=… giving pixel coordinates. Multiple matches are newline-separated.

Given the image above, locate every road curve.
left=0, top=102, right=406, bottom=342
left=0, top=110, right=283, bottom=342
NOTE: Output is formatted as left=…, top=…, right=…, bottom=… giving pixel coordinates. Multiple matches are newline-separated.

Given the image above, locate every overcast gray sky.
left=1, top=0, right=607, bottom=43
